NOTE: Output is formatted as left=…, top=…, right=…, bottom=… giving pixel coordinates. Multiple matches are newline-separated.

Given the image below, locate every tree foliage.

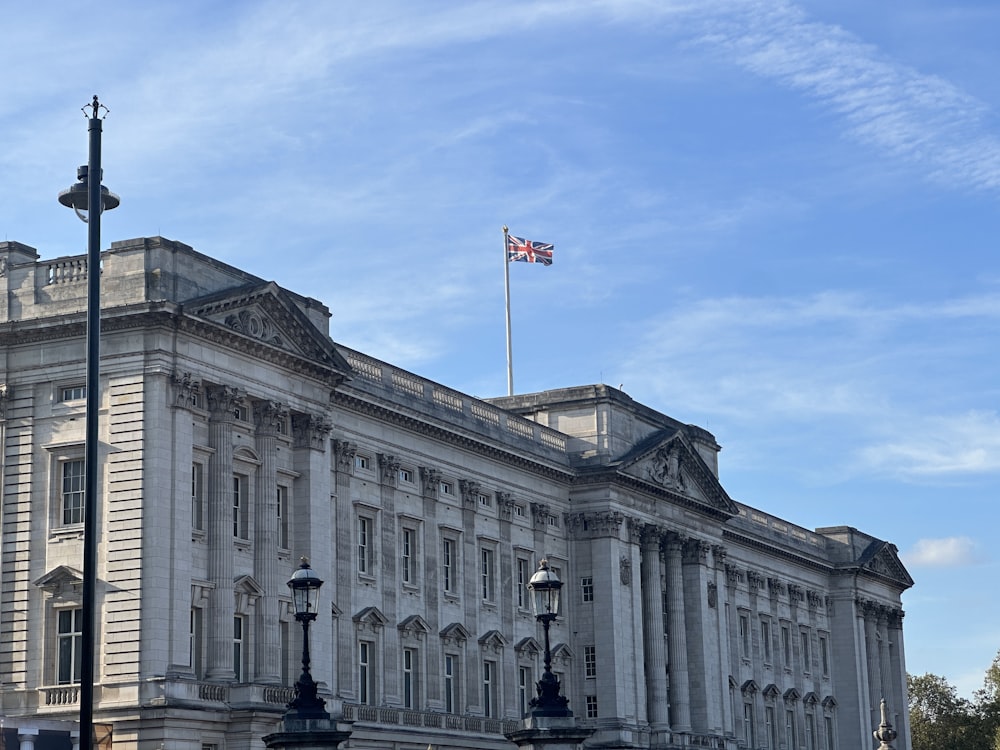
left=909, top=652, right=1000, bottom=750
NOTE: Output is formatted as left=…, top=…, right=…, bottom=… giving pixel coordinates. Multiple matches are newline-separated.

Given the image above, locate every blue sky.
left=3, top=0, right=1000, bottom=697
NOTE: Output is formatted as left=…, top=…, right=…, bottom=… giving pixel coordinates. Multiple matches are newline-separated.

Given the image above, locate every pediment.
left=353, top=606, right=388, bottom=626
left=858, top=541, right=914, bottom=590
left=34, top=565, right=83, bottom=599
left=439, top=622, right=471, bottom=644
left=478, top=629, right=509, bottom=651
left=398, top=614, right=431, bottom=638
left=515, top=637, right=541, bottom=658
left=618, top=429, right=738, bottom=517
left=185, top=282, right=351, bottom=372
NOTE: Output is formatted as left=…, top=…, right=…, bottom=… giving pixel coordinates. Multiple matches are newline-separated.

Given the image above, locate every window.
left=786, top=709, right=797, bottom=749
left=60, top=385, right=86, bottom=402
left=481, top=547, right=496, bottom=602
left=190, top=608, right=203, bottom=677
left=805, top=712, right=816, bottom=750
left=547, top=515, right=558, bottom=527
left=581, top=576, right=594, bottom=603
left=586, top=695, right=598, bottom=719
left=514, top=504, right=525, bottom=517
left=359, top=641, right=374, bottom=704
left=61, top=459, right=85, bottom=525
left=232, top=474, right=249, bottom=539
left=354, top=454, right=369, bottom=471
left=739, top=614, right=750, bottom=659
left=276, top=486, right=289, bottom=549
left=761, top=619, right=772, bottom=663
left=825, top=716, right=836, bottom=750
left=519, top=666, right=531, bottom=716
left=442, top=538, right=456, bottom=593
left=801, top=630, right=811, bottom=673
left=57, top=608, right=83, bottom=684
left=440, top=481, right=454, bottom=495
left=191, top=463, right=205, bottom=531
left=516, top=558, right=529, bottom=609
left=233, top=616, right=246, bottom=682
left=399, top=468, right=413, bottom=484
left=401, top=528, right=416, bottom=585
left=402, top=648, right=418, bottom=709
left=444, top=654, right=457, bottom=713
left=765, top=705, right=778, bottom=749
left=743, top=703, right=755, bottom=747
left=781, top=624, right=792, bottom=667
left=234, top=403, right=249, bottom=421
left=819, top=634, right=830, bottom=677
left=483, top=660, right=498, bottom=717
left=280, top=621, right=290, bottom=684
left=358, top=516, right=373, bottom=575
left=478, top=492, right=492, bottom=507
left=584, top=645, right=597, bottom=678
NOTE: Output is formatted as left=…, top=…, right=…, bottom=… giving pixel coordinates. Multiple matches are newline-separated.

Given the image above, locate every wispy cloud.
left=902, top=537, right=983, bottom=567
left=697, top=0, right=1000, bottom=192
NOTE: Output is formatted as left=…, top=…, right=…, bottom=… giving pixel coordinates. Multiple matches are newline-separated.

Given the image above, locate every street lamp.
left=527, top=559, right=571, bottom=717
left=285, top=558, right=330, bottom=720
left=58, top=95, right=119, bottom=750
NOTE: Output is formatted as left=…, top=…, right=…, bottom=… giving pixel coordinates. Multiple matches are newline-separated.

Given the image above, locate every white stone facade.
left=0, top=237, right=913, bottom=750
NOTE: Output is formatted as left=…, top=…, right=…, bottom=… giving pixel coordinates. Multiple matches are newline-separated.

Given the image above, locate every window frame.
left=276, top=484, right=290, bottom=550
left=56, top=607, right=83, bottom=685
left=584, top=645, right=597, bottom=678
left=581, top=576, right=594, bottom=603
left=480, top=546, right=496, bottom=603
left=232, top=473, right=250, bottom=540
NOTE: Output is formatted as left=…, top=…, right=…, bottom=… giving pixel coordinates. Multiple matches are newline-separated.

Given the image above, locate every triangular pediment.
left=353, top=606, right=388, bottom=626
left=34, top=565, right=83, bottom=599
left=618, top=429, right=738, bottom=517
left=515, top=637, right=541, bottom=658
left=858, top=541, right=914, bottom=590
left=439, top=622, right=471, bottom=644
left=398, top=614, right=431, bottom=638
left=185, top=282, right=351, bottom=373
left=478, top=629, right=509, bottom=651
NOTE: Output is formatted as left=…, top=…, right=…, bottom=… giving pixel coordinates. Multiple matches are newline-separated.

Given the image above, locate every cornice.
left=571, top=468, right=736, bottom=521
left=332, top=390, right=575, bottom=482
left=721, top=528, right=831, bottom=575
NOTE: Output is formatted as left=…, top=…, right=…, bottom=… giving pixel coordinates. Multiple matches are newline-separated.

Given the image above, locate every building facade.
left=0, top=237, right=913, bottom=750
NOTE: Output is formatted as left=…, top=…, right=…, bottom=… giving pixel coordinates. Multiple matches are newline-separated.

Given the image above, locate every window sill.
left=49, top=526, right=84, bottom=542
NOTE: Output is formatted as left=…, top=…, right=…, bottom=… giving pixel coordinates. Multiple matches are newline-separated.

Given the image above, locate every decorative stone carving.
left=224, top=308, right=285, bottom=348
left=711, top=544, right=727, bottom=569
left=564, top=511, right=624, bottom=539
left=530, top=502, right=555, bottom=528
left=767, top=577, right=786, bottom=597
left=459, top=479, right=481, bottom=506
left=626, top=516, right=644, bottom=545
left=682, top=538, right=710, bottom=565
left=497, top=491, right=514, bottom=521
left=420, top=467, right=441, bottom=496
left=707, top=581, right=718, bottom=608
left=171, top=372, right=201, bottom=408
left=253, top=399, right=288, bottom=435
left=787, top=584, right=805, bottom=605
left=292, top=413, right=332, bottom=451
left=378, top=453, right=400, bottom=486
left=725, top=564, right=743, bottom=587
left=747, top=570, right=766, bottom=593
left=206, top=384, right=243, bottom=419
left=333, top=439, right=357, bottom=474
left=807, top=589, right=823, bottom=609
left=647, top=442, right=685, bottom=490
left=620, top=555, right=632, bottom=586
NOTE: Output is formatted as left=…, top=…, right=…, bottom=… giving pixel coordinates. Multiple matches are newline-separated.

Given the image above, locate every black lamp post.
left=285, top=558, right=330, bottom=720
left=527, top=559, right=571, bottom=717
left=57, top=95, right=120, bottom=750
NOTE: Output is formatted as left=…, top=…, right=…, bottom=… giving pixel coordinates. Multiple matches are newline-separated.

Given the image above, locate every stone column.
left=887, top=610, right=909, bottom=750
left=862, top=600, right=882, bottom=731
left=377, top=453, right=400, bottom=703
left=665, top=533, right=691, bottom=733
left=206, top=385, right=241, bottom=680
left=331, top=439, right=357, bottom=698
left=877, top=609, right=895, bottom=733
left=420, top=467, right=442, bottom=706
left=17, top=728, right=39, bottom=750
left=682, top=538, right=717, bottom=734
left=640, top=525, right=669, bottom=732
left=254, top=399, right=287, bottom=684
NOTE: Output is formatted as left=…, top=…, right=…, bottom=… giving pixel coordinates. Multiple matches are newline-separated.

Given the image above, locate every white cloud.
left=902, top=537, right=982, bottom=568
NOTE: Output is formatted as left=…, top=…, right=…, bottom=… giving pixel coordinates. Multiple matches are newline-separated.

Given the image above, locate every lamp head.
left=287, top=557, right=324, bottom=619
left=528, top=558, right=563, bottom=619
left=58, top=165, right=120, bottom=222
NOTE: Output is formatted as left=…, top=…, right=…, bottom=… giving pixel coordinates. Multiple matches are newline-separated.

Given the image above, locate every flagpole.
left=503, top=225, right=514, bottom=396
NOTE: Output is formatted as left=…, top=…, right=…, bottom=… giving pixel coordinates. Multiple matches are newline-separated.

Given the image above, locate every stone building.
left=0, top=236, right=913, bottom=750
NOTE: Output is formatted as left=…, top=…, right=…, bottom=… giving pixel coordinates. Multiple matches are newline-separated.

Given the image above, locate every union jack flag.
left=506, top=234, right=553, bottom=265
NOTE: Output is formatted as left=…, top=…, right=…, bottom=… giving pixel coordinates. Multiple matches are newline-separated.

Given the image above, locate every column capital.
left=253, top=399, right=289, bottom=435
left=207, top=384, right=244, bottom=420
left=332, top=439, right=357, bottom=474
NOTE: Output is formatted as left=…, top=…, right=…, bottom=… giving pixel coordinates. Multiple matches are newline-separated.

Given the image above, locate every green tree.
left=908, top=672, right=985, bottom=750
left=973, top=651, right=1000, bottom=750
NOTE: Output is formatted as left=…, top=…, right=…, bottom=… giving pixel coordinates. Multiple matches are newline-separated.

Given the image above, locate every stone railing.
left=737, top=505, right=825, bottom=549
left=339, top=347, right=569, bottom=455
left=41, top=685, right=80, bottom=706
left=341, top=703, right=519, bottom=736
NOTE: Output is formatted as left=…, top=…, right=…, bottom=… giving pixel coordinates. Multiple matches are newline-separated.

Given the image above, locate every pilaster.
left=664, top=532, right=691, bottom=733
